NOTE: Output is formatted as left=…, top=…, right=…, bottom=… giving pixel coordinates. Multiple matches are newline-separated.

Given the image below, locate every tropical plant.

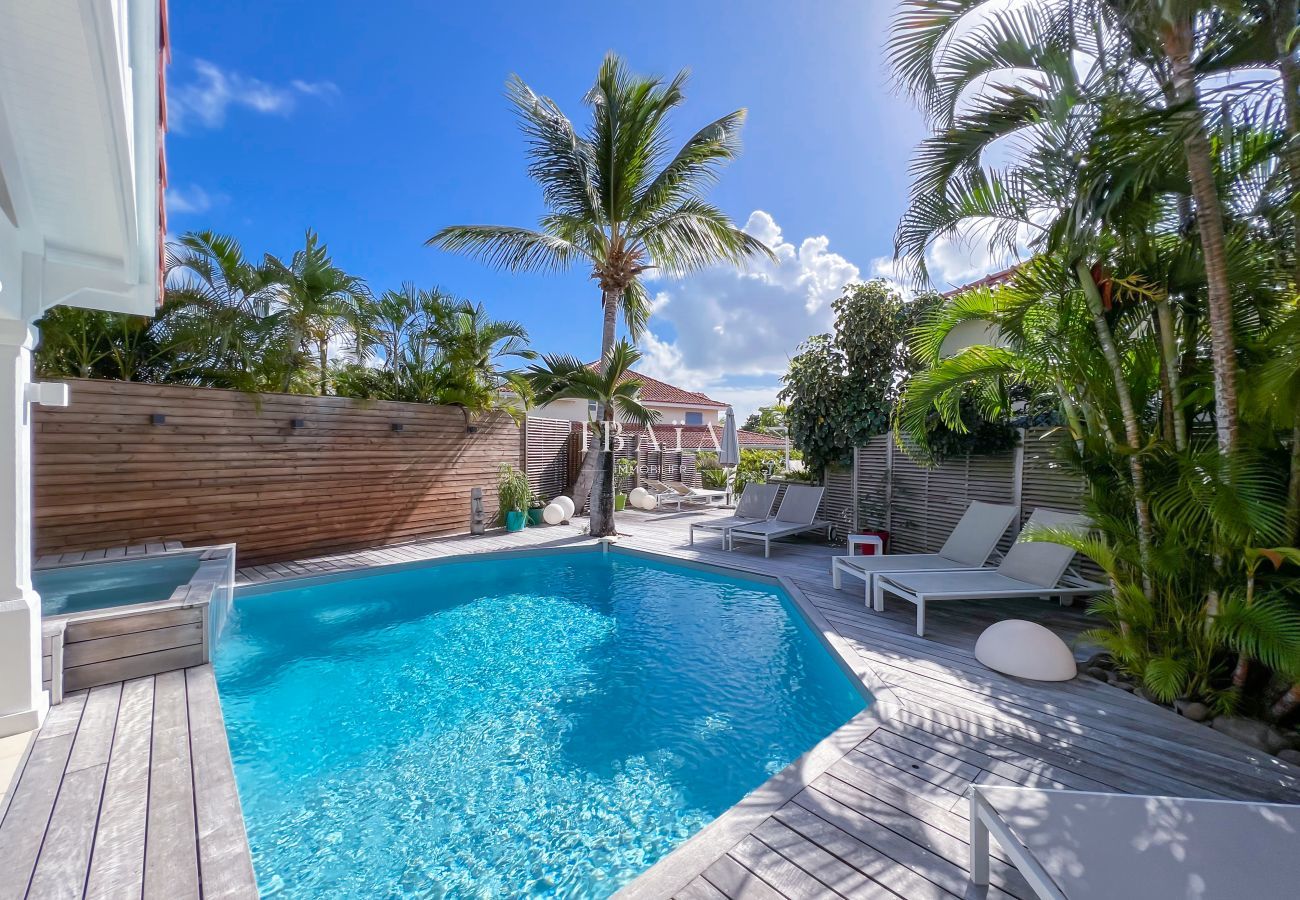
left=496, top=463, right=533, bottom=525
left=262, top=229, right=371, bottom=395
left=741, top=405, right=787, bottom=435
left=525, top=340, right=659, bottom=536
left=888, top=0, right=1300, bottom=722
left=429, top=52, right=772, bottom=534
left=780, top=280, right=974, bottom=471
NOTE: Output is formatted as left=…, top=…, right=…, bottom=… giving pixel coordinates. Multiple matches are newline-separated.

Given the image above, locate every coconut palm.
left=525, top=340, right=658, bottom=536
left=262, top=230, right=371, bottom=395
left=428, top=52, right=772, bottom=532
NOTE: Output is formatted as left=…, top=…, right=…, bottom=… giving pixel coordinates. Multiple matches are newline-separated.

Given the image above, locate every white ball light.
left=635, top=492, right=657, bottom=510
left=975, top=620, right=1077, bottom=682
left=542, top=502, right=565, bottom=525
left=555, top=495, right=575, bottom=520
left=628, top=487, right=649, bottom=508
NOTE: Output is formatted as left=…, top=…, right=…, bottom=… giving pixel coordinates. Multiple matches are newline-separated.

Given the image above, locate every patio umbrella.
left=720, top=407, right=740, bottom=504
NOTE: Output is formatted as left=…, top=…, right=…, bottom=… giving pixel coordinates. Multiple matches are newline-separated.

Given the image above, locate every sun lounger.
left=641, top=479, right=680, bottom=505
left=969, top=785, right=1300, bottom=899
left=831, top=500, right=1019, bottom=606
left=658, top=480, right=727, bottom=509
left=727, top=484, right=829, bottom=557
left=688, top=482, right=781, bottom=545
left=873, top=508, right=1103, bottom=636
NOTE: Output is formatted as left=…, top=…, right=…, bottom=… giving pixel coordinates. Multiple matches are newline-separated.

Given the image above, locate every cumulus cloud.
left=169, top=60, right=338, bottom=132
left=635, top=210, right=860, bottom=420
left=166, top=184, right=225, bottom=216
left=637, top=211, right=1023, bottom=419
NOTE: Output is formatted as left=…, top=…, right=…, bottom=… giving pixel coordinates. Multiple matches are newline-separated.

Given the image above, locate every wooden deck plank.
left=85, top=676, right=155, bottom=900
left=186, top=667, right=258, bottom=898
left=142, top=670, right=199, bottom=900
left=0, top=697, right=85, bottom=900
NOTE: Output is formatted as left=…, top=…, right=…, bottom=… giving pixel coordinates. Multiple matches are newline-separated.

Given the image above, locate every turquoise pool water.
left=35, top=554, right=201, bottom=616
left=215, top=550, right=867, bottom=897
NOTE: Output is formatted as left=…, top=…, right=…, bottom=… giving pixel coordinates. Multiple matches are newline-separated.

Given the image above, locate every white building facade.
left=0, top=0, right=166, bottom=736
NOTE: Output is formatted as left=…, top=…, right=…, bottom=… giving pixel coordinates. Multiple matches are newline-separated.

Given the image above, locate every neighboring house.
left=533, top=366, right=728, bottom=426
left=531, top=367, right=785, bottom=451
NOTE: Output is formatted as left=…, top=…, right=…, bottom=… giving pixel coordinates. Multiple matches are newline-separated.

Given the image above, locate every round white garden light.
left=634, top=492, right=657, bottom=510
left=628, top=487, right=649, bottom=509
left=975, top=620, right=1077, bottom=682
left=554, top=495, right=575, bottom=520
left=542, top=502, right=566, bottom=525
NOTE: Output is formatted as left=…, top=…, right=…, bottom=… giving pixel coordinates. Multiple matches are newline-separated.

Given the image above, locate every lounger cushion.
left=836, top=554, right=982, bottom=576
left=937, top=501, right=1019, bottom=566
left=998, top=509, right=1090, bottom=588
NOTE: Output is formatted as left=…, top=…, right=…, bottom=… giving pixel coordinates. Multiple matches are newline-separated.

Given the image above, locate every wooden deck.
left=0, top=668, right=256, bottom=900
left=6, top=509, right=1297, bottom=899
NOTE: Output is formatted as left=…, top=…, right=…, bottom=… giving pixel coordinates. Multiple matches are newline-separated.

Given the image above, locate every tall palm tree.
left=526, top=340, right=658, bottom=536
left=263, top=230, right=371, bottom=395
left=428, top=52, right=772, bottom=531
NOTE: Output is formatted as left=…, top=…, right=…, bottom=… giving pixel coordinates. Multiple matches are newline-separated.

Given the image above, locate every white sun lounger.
left=873, top=509, right=1104, bottom=636
left=688, top=482, right=781, bottom=546
left=831, top=500, right=1020, bottom=606
left=969, top=785, right=1300, bottom=899
left=659, top=480, right=727, bottom=509
left=727, top=485, right=829, bottom=557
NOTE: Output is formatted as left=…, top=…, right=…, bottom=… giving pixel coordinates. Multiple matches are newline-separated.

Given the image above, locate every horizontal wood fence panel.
left=34, top=380, right=521, bottom=565
left=523, top=417, right=573, bottom=502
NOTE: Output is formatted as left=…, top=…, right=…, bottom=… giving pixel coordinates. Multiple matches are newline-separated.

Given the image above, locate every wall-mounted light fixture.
left=150, top=413, right=166, bottom=425
left=291, top=418, right=306, bottom=429
left=391, top=423, right=404, bottom=432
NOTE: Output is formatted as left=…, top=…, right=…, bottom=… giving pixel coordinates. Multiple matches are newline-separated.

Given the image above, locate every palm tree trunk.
left=1153, top=297, right=1186, bottom=450
left=1275, top=0, right=1300, bottom=544
left=1277, top=0, right=1300, bottom=289
left=318, top=340, right=329, bottom=395
left=1076, top=261, right=1153, bottom=592
left=1271, top=682, right=1300, bottom=721
left=1163, top=19, right=1239, bottom=457
left=573, top=288, right=625, bottom=533
left=587, top=418, right=618, bottom=537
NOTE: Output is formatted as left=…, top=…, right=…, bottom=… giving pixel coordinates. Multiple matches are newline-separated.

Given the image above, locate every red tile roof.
left=586, top=363, right=729, bottom=408
left=941, top=264, right=1018, bottom=299
left=620, top=424, right=786, bottom=451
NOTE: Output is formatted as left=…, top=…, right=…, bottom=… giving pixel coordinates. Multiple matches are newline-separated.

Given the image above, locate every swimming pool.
left=216, top=549, right=868, bottom=897
left=35, top=553, right=202, bottom=617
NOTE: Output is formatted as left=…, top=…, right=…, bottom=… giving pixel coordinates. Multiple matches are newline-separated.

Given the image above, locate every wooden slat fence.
left=33, top=379, right=521, bottom=566
left=522, top=416, right=572, bottom=502
left=843, top=426, right=1087, bottom=553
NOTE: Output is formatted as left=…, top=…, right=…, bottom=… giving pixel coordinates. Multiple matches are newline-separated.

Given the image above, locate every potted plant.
left=613, top=457, right=636, bottom=511
left=527, top=493, right=546, bottom=527
left=497, top=464, right=531, bottom=532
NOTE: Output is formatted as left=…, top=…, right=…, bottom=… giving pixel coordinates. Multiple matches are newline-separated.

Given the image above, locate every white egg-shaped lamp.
left=542, top=502, right=566, bottom=525
left=554, top=495, right=575, bottom=521
left=635, top=492, right=658, bottom=510
left=975, top=620, right=1077, bottom=682
left=628, top=487, right=649, bottom=509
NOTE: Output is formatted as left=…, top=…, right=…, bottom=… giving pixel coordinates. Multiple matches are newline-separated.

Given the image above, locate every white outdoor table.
left=846, top=533, right=884, bottom=556
left=969, top=785, right=1300, bottom=899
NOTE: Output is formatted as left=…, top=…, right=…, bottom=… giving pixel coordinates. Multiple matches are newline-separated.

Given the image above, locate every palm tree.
left=428, top=52, right=772, bottom=532
left=525, top=340, right=658, bottom=536
left=163, top=231, right=299, bottom=390
left=262, top=230, right=371, bottom=395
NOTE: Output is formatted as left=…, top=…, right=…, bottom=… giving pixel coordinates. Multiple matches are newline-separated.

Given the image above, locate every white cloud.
left=169, top=60, right=338, bottom=132
left=870, top=227, right=1027, bottom=296
left=166, top=184, right=224, bottom=216
left=635, top=210, right=860, bottom=420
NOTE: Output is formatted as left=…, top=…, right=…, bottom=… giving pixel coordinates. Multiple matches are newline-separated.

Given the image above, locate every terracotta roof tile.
left=586, top=364, right=729, bottom=408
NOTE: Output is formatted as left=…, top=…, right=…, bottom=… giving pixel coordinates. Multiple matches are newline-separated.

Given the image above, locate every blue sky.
left=165, top=1, right=988, bottom=417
